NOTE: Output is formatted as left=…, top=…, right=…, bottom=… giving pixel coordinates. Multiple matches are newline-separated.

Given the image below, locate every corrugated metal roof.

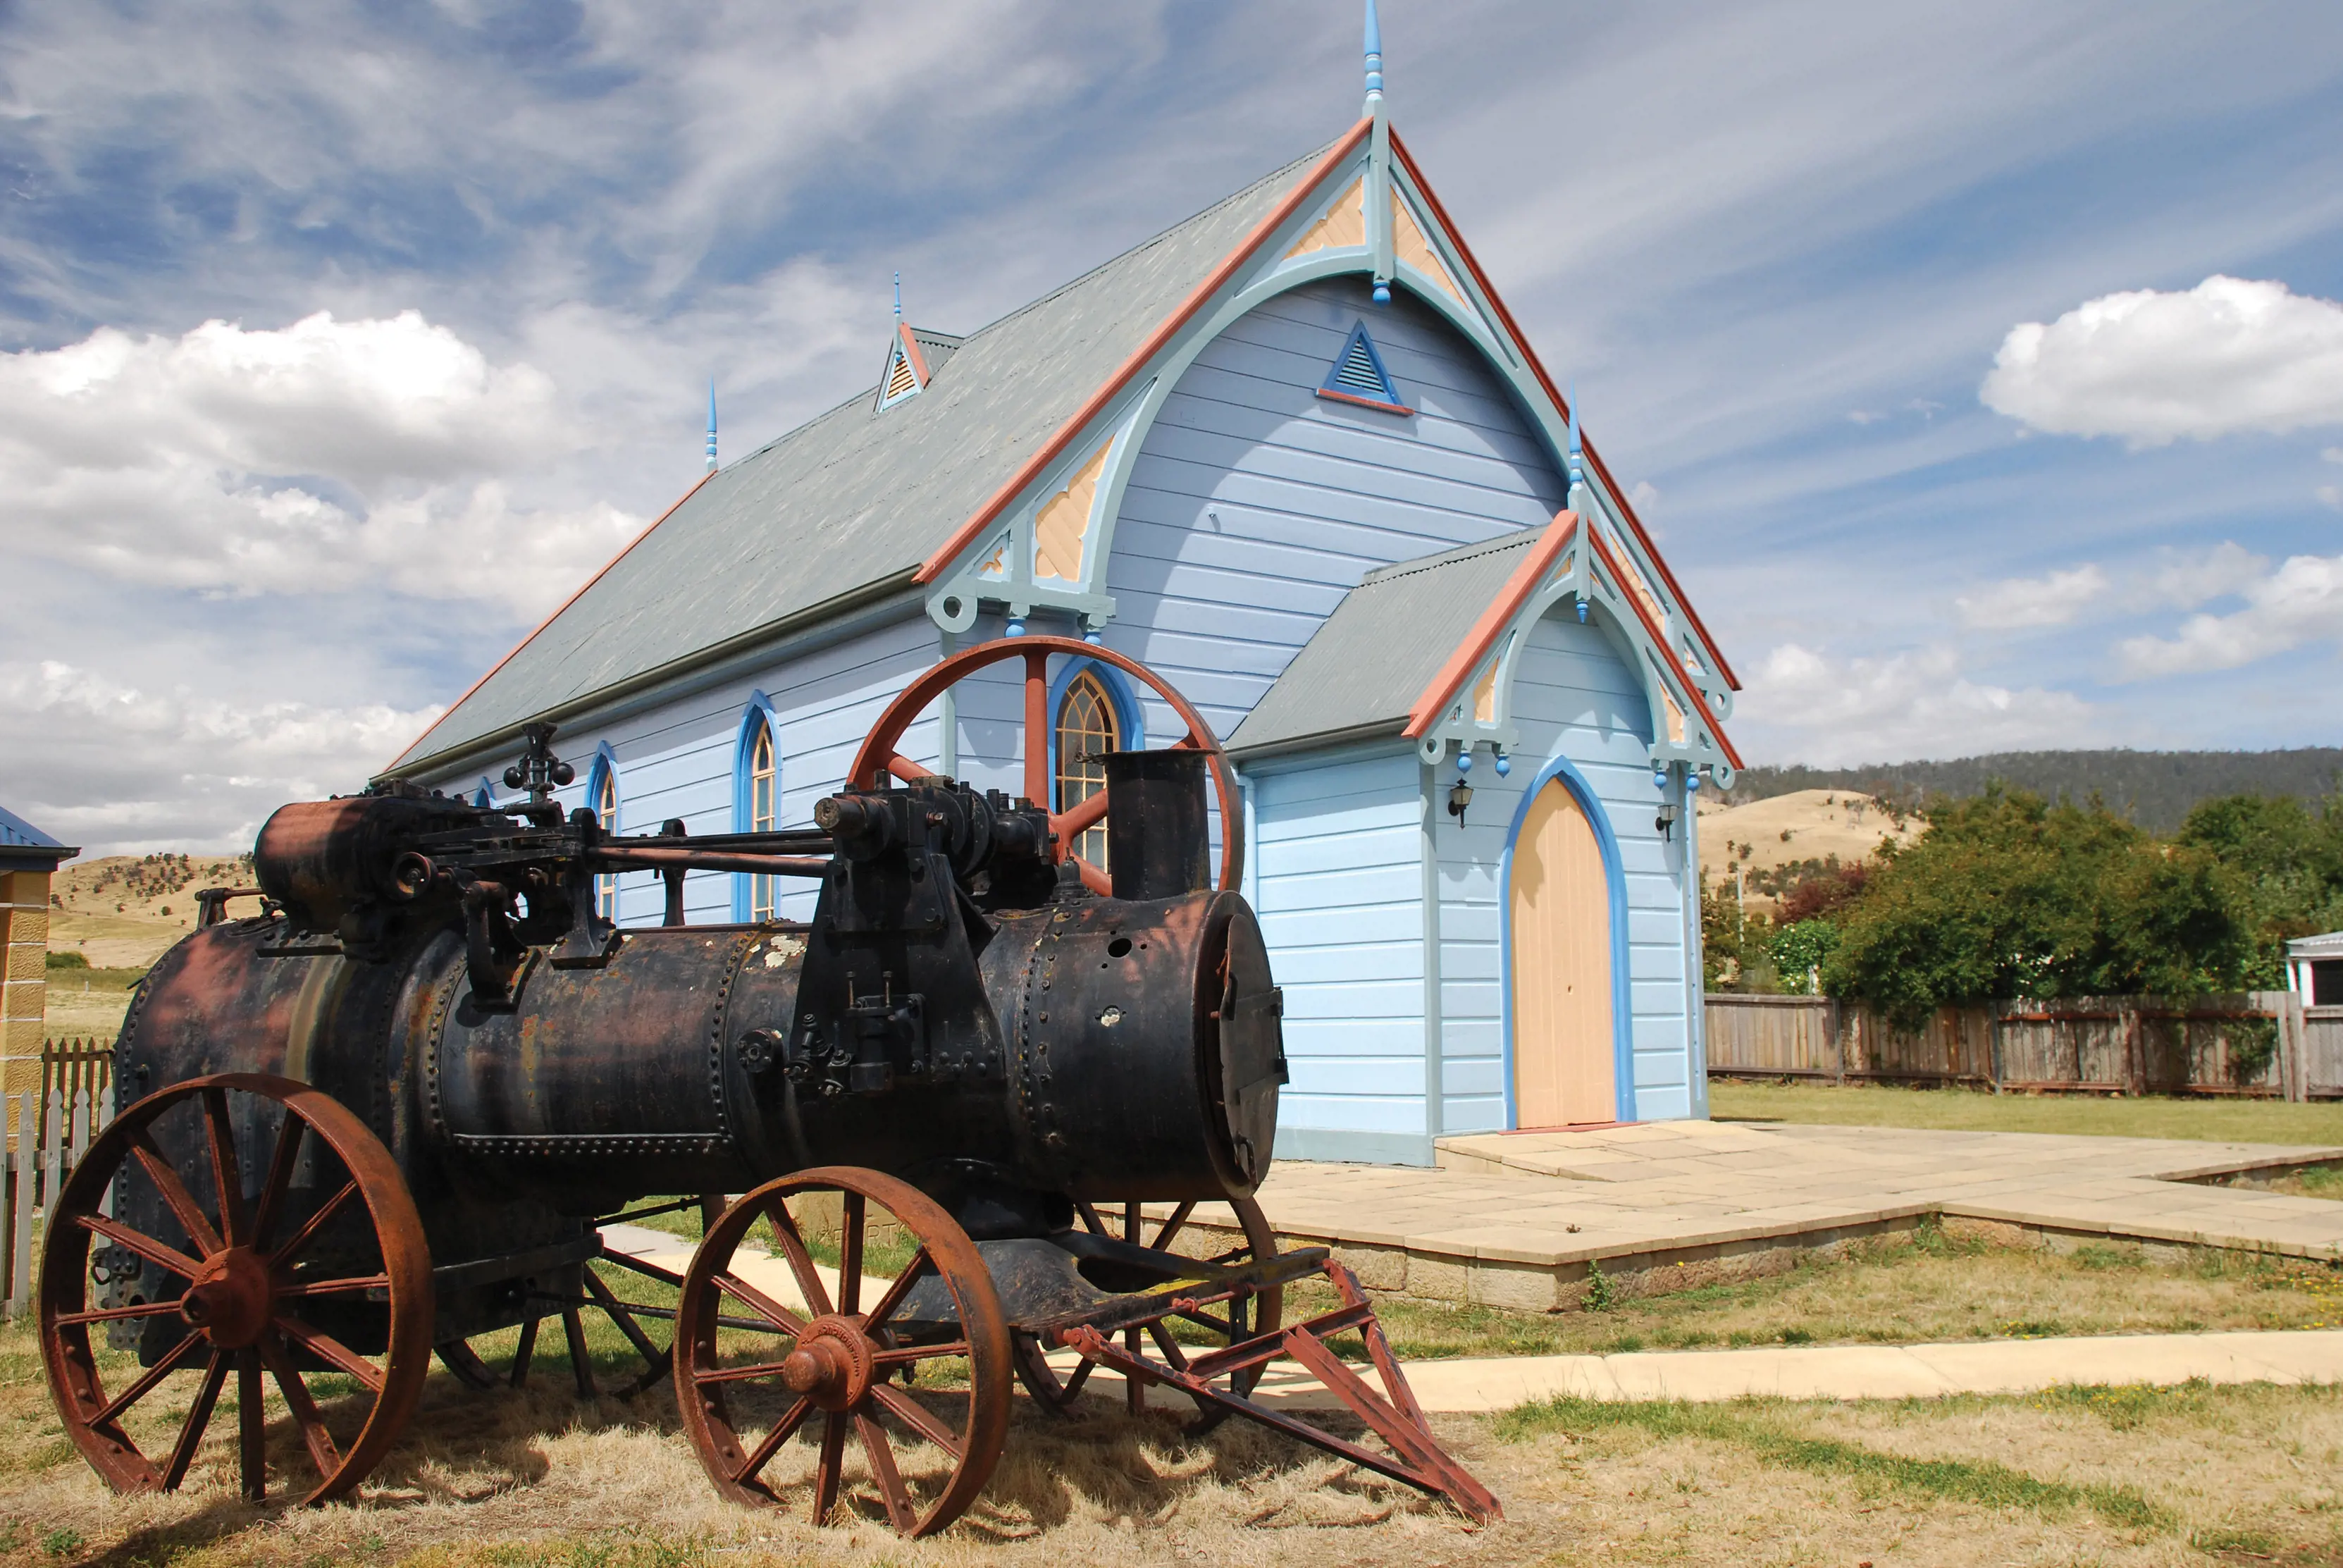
left=1225, top=526, right=1544, bottom=757
left=0, top=804, right=65, bottom=848
left=907, top=327, right=962, bottom=381
left=394, top=142, right=1336, bottom=774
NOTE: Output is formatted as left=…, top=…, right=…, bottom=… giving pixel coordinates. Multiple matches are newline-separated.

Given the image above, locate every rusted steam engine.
left=40, top=637, right=1496, bottom=1534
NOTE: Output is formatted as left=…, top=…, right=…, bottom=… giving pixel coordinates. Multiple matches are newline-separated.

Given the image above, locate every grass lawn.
left=1712, top=1077, right=2343, bottom=1147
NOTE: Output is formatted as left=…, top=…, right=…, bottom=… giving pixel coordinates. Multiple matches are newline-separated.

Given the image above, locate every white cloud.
left=1954, top=563, right=2110, bottom=629
left=0, top=660, right=441, bottom=856
left=2132, top=541, right=2271, bottom=611
left=0, top=311, right=641, bottom=617
left=1980, top=276, right=2343, bottom=447
left=2117, top=552, right=2343, bottom=678
left=1741, top=641, right=2097, bottom=765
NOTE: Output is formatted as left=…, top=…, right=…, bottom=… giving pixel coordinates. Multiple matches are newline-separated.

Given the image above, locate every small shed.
left=2286, top=932, right=2343, bottom=1008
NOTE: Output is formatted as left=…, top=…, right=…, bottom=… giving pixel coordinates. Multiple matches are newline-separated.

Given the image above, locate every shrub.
left=45, top=951, right=88, bottom=970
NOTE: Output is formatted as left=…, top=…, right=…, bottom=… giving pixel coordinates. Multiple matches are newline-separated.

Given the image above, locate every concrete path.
left=1061, top=1329, right=2343, bottom=1413
left=600, top=1223, right=894, bottom=1314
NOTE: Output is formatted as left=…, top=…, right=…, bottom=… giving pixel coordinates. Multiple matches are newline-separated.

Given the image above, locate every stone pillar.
left=0, top=869, right=52, bottom=1144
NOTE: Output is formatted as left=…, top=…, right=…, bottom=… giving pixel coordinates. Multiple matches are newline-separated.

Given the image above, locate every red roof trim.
left=1399, top=510, right=1742, bottom=771
left=915, top=118, right=1375, bottom=585
left=1586, top=526, right=1744, bottom=770
left=390, top=469, right=717, bottom=770
left=897, top=322, right=932, bottom=387
left=1389, top=131, right=1740, bottom=691
left=1403, top=513, right=1578, bottom=738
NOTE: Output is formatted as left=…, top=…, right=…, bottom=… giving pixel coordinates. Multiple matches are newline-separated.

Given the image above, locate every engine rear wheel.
left=40, top=1073, right=432, bottom=1505
left=846, top=634, right=1243, bottom=896
left=1011, top=1194, right=1282, bottom=1419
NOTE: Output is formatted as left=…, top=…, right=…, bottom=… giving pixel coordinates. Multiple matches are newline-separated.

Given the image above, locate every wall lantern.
left=1448, top=748, right=1473, bottom=822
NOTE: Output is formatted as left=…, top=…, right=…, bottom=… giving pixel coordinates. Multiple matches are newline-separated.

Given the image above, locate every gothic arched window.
left=748, top=724, right=777, bottom=920
left=594, top=763, right=619, bottom=920
left=1055, top=669, right=1119, bottom=868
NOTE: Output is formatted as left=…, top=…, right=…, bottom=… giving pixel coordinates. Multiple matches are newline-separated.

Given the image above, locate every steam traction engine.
left=40, top=637, right=1497, bottom=1534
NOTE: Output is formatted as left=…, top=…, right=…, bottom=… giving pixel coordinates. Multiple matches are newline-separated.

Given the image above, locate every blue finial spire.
left=705, top=378, right=718, bottom=471
left=1566, top=385, right=1585, bottom=490
left=893, top=271, right=902, bottom=321
left=1567, top=384, right=1590, bottom=621
left=1364, top=0, right=1385, bottom=113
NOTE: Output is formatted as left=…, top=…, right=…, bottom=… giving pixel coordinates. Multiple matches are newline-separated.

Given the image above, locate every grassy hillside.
left=1724, top=748, right=2343, bottom=832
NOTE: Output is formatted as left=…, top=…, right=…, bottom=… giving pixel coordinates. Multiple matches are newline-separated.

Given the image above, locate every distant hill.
left=1721, top=749, right=2343, bottom=833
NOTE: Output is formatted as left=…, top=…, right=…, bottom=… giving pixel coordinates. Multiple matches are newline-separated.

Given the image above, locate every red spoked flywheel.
left=845, top=634, right=1242, bottom=896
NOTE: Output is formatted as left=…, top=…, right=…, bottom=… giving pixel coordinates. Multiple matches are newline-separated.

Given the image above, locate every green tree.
left=1769, top=919, right=1840, bottom=994
left=2175, top=792, right=2343, bottom=986
left=1821, top=788, right=2253, bottom=1026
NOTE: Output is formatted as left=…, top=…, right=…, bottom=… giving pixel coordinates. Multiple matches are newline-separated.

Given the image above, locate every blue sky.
left=3, top=1, right=2342, bottom=854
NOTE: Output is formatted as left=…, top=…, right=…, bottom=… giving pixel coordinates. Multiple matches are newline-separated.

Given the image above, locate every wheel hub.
left=780, top=1315, right=874, bottom=1411
left=179, top=1247, right=273, bottom=1348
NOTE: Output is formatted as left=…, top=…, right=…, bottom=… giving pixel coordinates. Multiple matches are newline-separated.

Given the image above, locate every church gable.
left=1100, top=278, right=1565, bottom=741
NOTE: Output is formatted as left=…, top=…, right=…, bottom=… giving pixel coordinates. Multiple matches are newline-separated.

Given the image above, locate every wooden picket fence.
left=1704, top=992, right=2339, bottom=1101
left=2, top=1046, right=117, bottom=1317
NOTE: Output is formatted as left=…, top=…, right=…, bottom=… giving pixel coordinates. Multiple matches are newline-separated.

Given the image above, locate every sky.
left=3, top=1, right=2342, bottom=857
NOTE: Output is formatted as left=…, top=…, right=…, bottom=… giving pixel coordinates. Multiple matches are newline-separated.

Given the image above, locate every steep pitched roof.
left=1225, top=531, right=1541, bottom=757
left=392, top=142, right=1342, bottom=774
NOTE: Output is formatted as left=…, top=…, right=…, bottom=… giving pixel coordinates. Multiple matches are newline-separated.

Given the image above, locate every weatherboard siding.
left=1435, top=610, right=1698, bottom=1130
left=418, top=612, right=946, bottom=927
left=1249, top=749, right=1429, bottom=1158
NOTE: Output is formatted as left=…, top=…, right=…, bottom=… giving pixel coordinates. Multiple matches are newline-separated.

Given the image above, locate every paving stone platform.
left=1173, top=1119, right=2343, bottom=1309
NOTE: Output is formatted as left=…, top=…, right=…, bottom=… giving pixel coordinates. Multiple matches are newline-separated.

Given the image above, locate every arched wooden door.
left=1509, top=777, right=1616, bottom=1128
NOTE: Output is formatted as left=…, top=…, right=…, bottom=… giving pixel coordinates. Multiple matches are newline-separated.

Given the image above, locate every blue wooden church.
left=389, top=11, right=1743, bottom=1166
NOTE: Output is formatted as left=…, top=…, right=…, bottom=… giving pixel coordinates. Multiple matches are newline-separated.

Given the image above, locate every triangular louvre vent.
left=1316, top=322, right=1411, bottom=414
left=886, top=347, right=919, bottom=399
left=879, top=339, right=921, bottom=408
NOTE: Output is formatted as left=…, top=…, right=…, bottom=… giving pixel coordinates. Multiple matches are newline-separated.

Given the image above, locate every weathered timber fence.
left=1705, top=991, right=2332, bottom=1101
left=2, top=1073, right=113, bottom=1317
left=42, top=1037, right=113, bottom=1109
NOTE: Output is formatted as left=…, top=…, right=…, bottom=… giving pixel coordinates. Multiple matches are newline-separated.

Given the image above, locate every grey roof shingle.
left=394, top=142, right=1335, bottom=774
left=1224, top=526, right=1545, bottom=757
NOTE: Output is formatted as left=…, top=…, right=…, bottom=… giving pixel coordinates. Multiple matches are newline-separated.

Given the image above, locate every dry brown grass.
left=6, top=1221, right=2342, bottom=1567
left=8, top=1339, right=2343, bottom=1567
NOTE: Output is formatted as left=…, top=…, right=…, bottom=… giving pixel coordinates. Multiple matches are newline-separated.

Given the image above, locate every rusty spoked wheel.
left=845, top=633, right=1243, bottom=896
left=1012, top=1194, right=1282, bottom=1419
left=674, top=1167, right=1010, bottom=1536
left=40, top=1073, right=432, bottom=1505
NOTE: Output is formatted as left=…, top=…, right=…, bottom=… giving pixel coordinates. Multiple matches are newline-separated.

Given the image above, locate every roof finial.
left=1566, top=385, right=1585, bottom=490
left=894, top=271, right=903, bottom=321
left=1363, top=0, right=1384, bottom=113
left=705, top=378, right=719, bottom=471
